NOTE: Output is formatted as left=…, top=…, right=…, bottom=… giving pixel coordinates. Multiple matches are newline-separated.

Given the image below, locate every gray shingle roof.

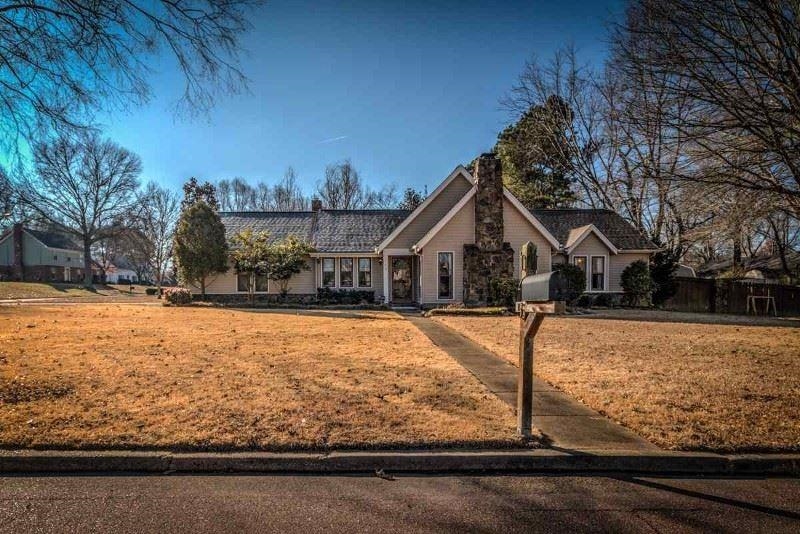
left=219, top=210, right=410, bottom=253
left=219, top=212, right=316, bottom=243
left=531, top=209, right=658, bottom=251
left=314, top=210, right=410, bottom=252
left=26, top=228, right=81, bottom=250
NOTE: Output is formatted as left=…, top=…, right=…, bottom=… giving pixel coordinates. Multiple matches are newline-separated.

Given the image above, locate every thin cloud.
left=318, top=135, right=348, bottom=144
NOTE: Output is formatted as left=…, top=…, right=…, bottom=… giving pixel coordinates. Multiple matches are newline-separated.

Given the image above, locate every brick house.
left=0, top=224, right=90, bottom=282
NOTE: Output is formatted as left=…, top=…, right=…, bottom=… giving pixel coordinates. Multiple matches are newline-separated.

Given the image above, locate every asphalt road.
left=1, top=473, right=798, bottom=533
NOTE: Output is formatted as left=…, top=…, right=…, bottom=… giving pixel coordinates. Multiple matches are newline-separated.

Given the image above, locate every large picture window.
left=340, top=258, right=354, bottom=287
left=591, top=256, right=605, bottom=291
left=358, top=258, right=372, bottom=288
left=322, top=258, right=336, bottom=287
left=438, top=252, right=453, bottom=299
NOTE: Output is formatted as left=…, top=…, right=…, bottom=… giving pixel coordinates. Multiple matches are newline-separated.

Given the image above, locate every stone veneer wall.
left=462, top=153, right=515, bottom=306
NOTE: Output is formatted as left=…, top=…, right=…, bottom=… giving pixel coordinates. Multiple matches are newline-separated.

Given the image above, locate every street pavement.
left=1, top=474, right=798, bottom=533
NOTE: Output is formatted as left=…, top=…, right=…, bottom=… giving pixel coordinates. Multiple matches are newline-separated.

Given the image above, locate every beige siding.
left=386, top=175, right=472, bottom=250
left=419, top=197, right=475, bottom=304
left=192, top=257, right=316, bottom=295
left=569, top=233, right=612, bottom=292
left=610, top=252, right=650, bottom=292
left=503, top=198, right=553, bottom=278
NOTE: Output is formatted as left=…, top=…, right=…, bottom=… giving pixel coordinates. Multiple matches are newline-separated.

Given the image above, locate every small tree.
left=230, top=229, right=272, bottom=306
left=650, top=248, right=680, bottom=306
left=173, top=201, right=228, bottom=298
left=552, top=262, right=586, bottom=303
left=398, top=188, right=424, bottom=211
left=620, top=260, right=652, bottom=307
left=267, top=235, right=314, bottom=299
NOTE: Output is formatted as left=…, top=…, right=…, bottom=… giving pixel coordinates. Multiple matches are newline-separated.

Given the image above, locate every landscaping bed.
left=433, top=314, right=800, bottom=452
left=0, top=305, right=522, bottom=451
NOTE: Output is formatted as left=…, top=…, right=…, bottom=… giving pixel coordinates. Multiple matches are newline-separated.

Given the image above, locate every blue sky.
left=102, top=0, right=623, bottom=196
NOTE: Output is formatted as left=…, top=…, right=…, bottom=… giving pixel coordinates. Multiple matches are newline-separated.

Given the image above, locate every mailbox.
left=518, top=271, right=569, bottom=303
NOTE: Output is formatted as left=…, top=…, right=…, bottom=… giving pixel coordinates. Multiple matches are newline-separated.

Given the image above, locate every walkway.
left=405, top=315, right=657, bottom=452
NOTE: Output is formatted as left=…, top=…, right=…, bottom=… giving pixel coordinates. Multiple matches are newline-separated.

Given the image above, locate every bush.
left=593, top=293, right=613, bottom=307
left=163, top=287, right=192, bottom=306
left=650, top=248, right=679, bottom=305
left=551, top=263, right=586, bottom=303
left=620, top=260, right=652, bottom=306
left=488, top=276, right=519, bottom=309
left=576, top=294, right=594, bottom=308
left=317, top=287, right=375, bottom=305
left=145, top=287, right=158, bottom=296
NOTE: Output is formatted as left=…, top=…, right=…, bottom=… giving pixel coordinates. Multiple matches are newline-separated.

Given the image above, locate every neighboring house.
left=698, top=252, right=800, bottom=282
left=0, top=224, right=89, bottom=282
left=193, top=153, right=659, bottom=306
left=96, top=258, right=140, bottom=284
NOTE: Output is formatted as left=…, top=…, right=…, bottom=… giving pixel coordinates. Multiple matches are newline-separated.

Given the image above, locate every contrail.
left=318, top=135, right=348, bottom=144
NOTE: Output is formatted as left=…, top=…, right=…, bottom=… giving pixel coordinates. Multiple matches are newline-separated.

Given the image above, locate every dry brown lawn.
left=0, top=305, right=520, bottom=451
left=434, top=315, right=800, bottom=452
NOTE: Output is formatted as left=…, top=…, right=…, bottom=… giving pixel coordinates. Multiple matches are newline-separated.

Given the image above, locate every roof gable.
left=565, top=224, right=619, bottom=254
left=23, top=228, right=80, bottom=251
left=532, top=209, right=658, bottom=251
left=376, top=165, right=473, bottom=251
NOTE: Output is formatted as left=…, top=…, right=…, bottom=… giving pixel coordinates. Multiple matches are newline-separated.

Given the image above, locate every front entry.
left=390, top=256, right=414, bottom=304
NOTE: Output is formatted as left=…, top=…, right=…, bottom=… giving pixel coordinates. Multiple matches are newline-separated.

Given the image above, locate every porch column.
left=382, top=251, right=390, bottom=304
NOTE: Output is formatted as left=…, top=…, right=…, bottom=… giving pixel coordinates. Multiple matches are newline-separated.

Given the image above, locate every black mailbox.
left=518, top=271, right=569, bottom=303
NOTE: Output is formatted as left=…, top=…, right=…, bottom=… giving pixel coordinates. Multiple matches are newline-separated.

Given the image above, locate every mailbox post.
left=516, top=268, right=566, bottom=438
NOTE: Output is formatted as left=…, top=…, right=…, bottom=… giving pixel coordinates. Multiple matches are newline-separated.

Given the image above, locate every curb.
left=1, top=450, right=798, bottom=476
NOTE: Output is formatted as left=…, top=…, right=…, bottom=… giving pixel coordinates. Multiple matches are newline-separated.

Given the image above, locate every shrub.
left=650, top=248, right=679, bottom=305
left=145, top=287, right=158, bottom=296
left=552, top=263, right=586, bottom=303
left=576, top=294, right=594, bottom=308
left=163, top=287, right=193, bottom=306
left=620, top=260, right=652, bottom=306
left=488, top=276, right=519, bottom=309
left=317, top=287, right=375, bottom=305
left=593, top=293, right=613, bottom=307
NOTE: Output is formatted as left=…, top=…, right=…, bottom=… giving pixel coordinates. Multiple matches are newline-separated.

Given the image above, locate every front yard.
left=433, top=314, right=800, bottom=452
left=0, top=305, right=519, bottom=450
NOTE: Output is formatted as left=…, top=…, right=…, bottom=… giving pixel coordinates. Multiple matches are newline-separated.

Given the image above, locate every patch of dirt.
left=0, top=379, right=74, bottom=404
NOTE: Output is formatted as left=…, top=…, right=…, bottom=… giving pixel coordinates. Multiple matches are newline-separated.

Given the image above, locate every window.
left=322, top=258, right=336, bottom=287
left=53, top=255, right=58, bottom=261
left=437, top=252, right=453, bottom=299
left=237, top=271, right=268, bottom=292
left=358, top=258, right=372, bottom=288
left=572, top=255, right=587, bottom=275
left=340, top=258, right=353, bottom=287
left=67, top=257, right=71, bottom=262
left=591, top=256, right=605, bottom=291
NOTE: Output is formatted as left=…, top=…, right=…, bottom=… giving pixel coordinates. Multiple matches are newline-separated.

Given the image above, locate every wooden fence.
left=664, top=277, right=800, bottom=317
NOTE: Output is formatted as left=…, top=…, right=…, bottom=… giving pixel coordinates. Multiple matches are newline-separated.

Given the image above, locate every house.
left=698, top=252, right=800, bottom=283
left=96, top=257, right=140, bottom=284
left=0, top=224, right=89, bottom=282
left=193, top=154, right=659, bottom=306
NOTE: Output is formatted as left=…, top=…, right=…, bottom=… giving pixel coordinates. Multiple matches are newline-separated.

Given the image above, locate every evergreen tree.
left=495, top=96, right=576, bottom=209
left=398, top=188, right=424, bottom=211
left=173, top=201, right=228, bottom=298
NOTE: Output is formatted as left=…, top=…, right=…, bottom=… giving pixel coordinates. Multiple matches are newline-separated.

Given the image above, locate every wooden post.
left=518, top=311, right=544, bottom=437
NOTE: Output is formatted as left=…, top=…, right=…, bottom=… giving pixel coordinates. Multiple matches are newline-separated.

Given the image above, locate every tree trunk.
left=82, top=238, right=93, bottom=289
left=732, top=229, right=743, bottom=269
left=200, top=277, right=206, bottom=300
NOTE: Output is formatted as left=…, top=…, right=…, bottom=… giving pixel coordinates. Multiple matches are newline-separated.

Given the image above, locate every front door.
left=391, top=256, right=414, bottom=303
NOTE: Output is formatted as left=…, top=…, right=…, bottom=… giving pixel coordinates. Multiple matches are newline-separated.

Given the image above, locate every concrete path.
left=405, top=315, right=658, bottom=452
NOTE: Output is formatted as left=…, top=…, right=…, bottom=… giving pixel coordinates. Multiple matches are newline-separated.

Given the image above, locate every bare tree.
left=0, top=1, right=259, bottom=160
left=138, top=182, right=180, bottom=291
left=273, top=167, right=308, bottom=211
left=616, top=0, right=800, bottom=218
left=316, top=160, right=395, bottom=209
left=16, top=135, right=141, bottom=287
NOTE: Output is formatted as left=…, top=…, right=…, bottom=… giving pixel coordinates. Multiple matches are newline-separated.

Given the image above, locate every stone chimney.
left=311, top=198, right=322, bottom=212
left=474, top=153, right=505, bottom=251
left=462, top=154, right=514, bottom=306
left=12, top=223, right=23, bottom=280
